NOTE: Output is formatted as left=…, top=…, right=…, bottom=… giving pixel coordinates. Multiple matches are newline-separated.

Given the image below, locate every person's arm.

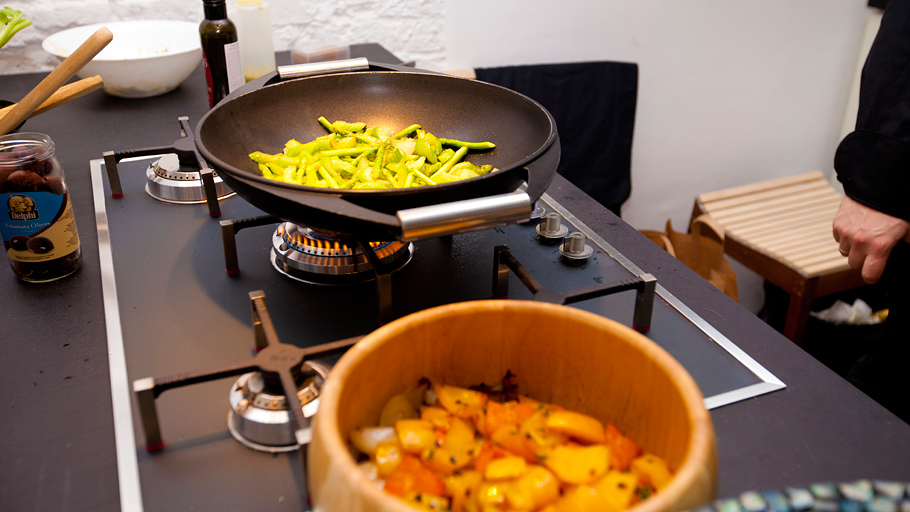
left=834, top=0, right=910, bottom=283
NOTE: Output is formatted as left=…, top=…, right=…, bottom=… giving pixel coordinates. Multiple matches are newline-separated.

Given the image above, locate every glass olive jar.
left=0, top=133, right=82, bottom=282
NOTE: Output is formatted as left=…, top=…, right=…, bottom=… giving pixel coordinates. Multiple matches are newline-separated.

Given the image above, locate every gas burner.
left=103, top=116, right=231, bottom=217
left=145, top=153, right=234, bottom=204
left=227, top=361, right=329, bottom=453
left=133, top=291, right=361, bottom=505
left=270, top=222, right=413, bottom=285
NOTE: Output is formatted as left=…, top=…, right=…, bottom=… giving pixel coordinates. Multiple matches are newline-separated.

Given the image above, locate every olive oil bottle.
left=200, top=0, right=244, bottom=108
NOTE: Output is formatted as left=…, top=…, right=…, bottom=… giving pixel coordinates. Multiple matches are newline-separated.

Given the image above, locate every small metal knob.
left=529, top=203, right=546, bottom=221
left=536, top=212, right=569, bottom=239
left=560, top=231, right=593, bottom=261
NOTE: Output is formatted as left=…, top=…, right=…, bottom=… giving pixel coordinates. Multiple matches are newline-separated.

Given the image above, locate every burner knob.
left=536, top=212, right=568, bottom=242
left=560, top=231, right=593, bottom=262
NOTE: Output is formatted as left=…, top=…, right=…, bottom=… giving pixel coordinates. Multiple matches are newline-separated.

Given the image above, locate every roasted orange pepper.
left=604, top=423, right=643, bottom=471
left=384, top=454, right=447, bottom=498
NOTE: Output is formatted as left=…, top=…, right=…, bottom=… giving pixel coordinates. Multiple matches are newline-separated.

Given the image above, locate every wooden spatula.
left=0, top=26, right=112, bottom=135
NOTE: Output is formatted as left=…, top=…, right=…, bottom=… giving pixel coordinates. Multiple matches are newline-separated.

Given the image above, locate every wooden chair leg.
left=783, top=278, right=818, bottom=346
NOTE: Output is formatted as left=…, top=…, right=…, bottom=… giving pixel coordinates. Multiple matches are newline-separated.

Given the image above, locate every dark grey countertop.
left=1, top=44, right=907, bottom=512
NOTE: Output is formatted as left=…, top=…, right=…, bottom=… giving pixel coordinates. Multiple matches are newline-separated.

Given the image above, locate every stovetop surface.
left=92, top=156, right=782, bottom=512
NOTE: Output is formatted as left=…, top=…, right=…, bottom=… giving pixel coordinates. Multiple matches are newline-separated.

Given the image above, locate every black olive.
left=7, top=170, right=43, bottom=192
left=42, top=175, right=65, bottom=194
left=10, top=235, right=29, bottom=251
left=27, top=236, right=54, bottom=254
left=0, top=164, right=16, bottom=189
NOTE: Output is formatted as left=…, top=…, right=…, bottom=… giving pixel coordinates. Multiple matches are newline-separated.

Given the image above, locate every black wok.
left=195, top=68, right=560, bottom=241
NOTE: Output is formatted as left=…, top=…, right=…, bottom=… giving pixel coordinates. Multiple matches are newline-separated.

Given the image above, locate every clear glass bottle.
left=200, top=0, right=245, bottom=107
left=234, top=0, right=277, bottom=82
left=0, top=132, right=82, bottom=283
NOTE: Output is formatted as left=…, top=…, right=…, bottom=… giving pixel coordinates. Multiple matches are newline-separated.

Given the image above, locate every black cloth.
left=474, top=61, right=638, bottom=216
left=835, top=0, right=910, bottom=220
left=834, top=0, right=910, bottom=423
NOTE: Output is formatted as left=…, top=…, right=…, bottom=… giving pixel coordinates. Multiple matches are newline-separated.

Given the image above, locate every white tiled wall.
left=0, top=0, right=446, bottom=74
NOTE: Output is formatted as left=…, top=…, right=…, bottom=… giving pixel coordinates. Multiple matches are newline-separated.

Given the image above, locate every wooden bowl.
left=309, top=300, right=717, bottom=512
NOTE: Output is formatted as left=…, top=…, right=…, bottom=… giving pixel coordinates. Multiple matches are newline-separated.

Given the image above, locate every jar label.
left=1, top=191, right=80, bottom=262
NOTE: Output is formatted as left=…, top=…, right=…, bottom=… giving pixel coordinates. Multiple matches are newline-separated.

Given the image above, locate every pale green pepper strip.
left=438, top=138, right=496, bottom=150
left=351, top=146, right=377, bottom=166
left=325, top=157, right=356, bottom=178
left=318, top=147, right=373, bottom=158
left=305, top=163, right=321, bottom=187
left=317, top=116, right=334, bottom=132
left=391, top=124, right=421, bottom=139
left=317, top=167, right=340, bottom=188
left=371, top=144, right=387, bottom=183
left=332, top=120, right=367, bottom=133
left=294, top=166, right=307, bottom=183
left=414, top=139, right=437, bottom=164
left=355, top=133, right=382, bottom=145
left=381, top=169, right=400, bottom=188
left=276, top=154, right=301, bottom=168
left=410, top=168, right=436, bottom=185
left=250, top=151, right=279, bottom=164
left=432, top=146, right=467, bottom=178
left=283, top=165, right=297, bottom=182
left=285, top=143, right=307, bottom=158
left=450, top=161, right=476, bottom=173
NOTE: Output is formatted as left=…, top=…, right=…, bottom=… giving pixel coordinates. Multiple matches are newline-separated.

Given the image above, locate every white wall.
left=444, top=1, right=869, bottom=232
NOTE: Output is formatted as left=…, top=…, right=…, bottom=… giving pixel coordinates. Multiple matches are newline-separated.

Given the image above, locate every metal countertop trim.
left=91, top=158, right=145, bottom=512
left=540, top=193, right=786, bottom=409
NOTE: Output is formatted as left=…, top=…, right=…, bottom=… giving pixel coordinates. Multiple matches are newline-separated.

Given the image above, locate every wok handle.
left=396, top=191, right=532, bottom=241
left=277, top=57, right=370, bottom=80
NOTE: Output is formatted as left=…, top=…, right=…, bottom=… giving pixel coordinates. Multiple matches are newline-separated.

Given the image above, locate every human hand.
left=832, top=195, right=910, bottom=283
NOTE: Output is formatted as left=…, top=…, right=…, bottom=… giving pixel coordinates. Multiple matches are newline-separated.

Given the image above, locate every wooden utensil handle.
left=0, top=27, right=112, bottom=135
left=0, top=76, right=104, bottom=121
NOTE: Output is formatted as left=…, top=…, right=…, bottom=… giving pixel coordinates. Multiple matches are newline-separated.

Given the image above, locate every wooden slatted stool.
left=692, top=171, right=866, bottom=345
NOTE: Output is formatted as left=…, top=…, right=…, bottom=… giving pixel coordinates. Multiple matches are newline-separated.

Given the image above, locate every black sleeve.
left=835, top=0, right=910, bottom=221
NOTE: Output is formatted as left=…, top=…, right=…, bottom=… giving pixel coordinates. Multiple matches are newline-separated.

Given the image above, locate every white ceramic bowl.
left=42, top=20, right=202, bottom=99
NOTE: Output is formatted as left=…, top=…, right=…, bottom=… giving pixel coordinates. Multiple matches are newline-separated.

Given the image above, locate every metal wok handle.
left=396, top=191, right=532, bottom=241
left=277, top=57, right=370, bottom=80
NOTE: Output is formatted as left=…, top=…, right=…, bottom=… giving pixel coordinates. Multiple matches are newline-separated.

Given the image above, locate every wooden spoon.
left=0, top=75, right=104, bottom=124
left=0, top=26, right=113, bottom=135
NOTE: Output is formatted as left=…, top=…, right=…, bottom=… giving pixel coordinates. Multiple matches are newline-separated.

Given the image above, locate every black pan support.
left=218, top=214, right=401, bottom=324
left=195, top=60, right=561, bottom=241
left=493, top=245, right=658, bottom=332
left=103, top=117, right=223, bottom=217
left=132, top=291, right=362, bottom=505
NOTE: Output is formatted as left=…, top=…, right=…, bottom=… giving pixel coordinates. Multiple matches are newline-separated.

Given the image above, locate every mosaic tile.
left=787, top=488, right=815, bottom=511
left=812, top=500, right=838, bottom=512
left=740, top=491, right=767, bottom=512
left=867, top=496, right=899, bottom=512
left=838, top=499, right=863, bottom=512
left=839, top=480, right=873, bottom=502
left=874, top=481, right=906, bottom=500
left=717, top=498, right=743, bottom=512
left=683, top=481, right=910, bottom=512
left=763, top=490, right=791, bottom=512
left=811, top=484, right=838, bottom=500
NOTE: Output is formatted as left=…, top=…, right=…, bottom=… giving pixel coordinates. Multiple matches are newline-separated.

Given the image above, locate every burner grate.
left=102, top=116, right=233, bottom=216
left=132, top=291, right=361, bottom=505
